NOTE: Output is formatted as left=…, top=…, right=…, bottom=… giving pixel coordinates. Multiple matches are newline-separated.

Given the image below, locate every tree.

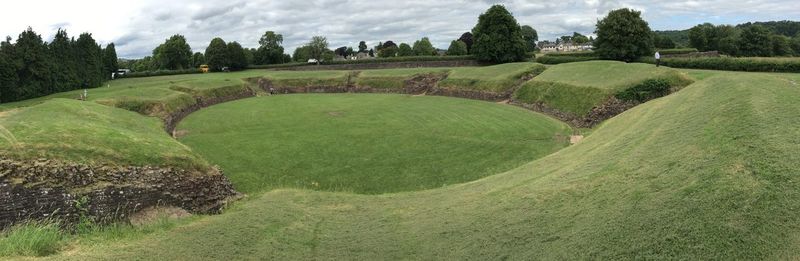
left=398, top=43, right=414, bottom=56
left=791, top=35, right=800, bottom=56
left=446, top=40, right=468, bottom=55
left=190, top=52, right=205, bottom=68
left=412, top=37, right=436, bottom=56
left=379, top=45, right=398, bottom=57
left=346, top=47, right=354, bottom=57
left=471, top=5, right=527, bottom=63
left=737, top=25, right=773, bottom=57
left=255, top=31, right=285, bottom=65
left=49, top=29, right=78, bottom=92
left=334, top=46, right=348, bottom=57
left=770, top=34, right=793, bottom=56
left=153, top=34, right=192, bottom=70
left=307, top=36, right=329, bottom=64
left=293, top=46, right=312, bottom=62
left=520, top=25, right=538, bottom=52
left=689, top=23, right=737, bottom=52
left=594, top=8, right=654, bottom=61
left=0, top=37, right=20, bottom=102
left=74, top=32, right=103, bottom=88
left=12, top=28, right=54, bottom=100
left=102, top=43, right=118, bottom=78
left=572, top=32, right=590, bottom=44
left=458, top=32, right=474, bottom=53
left=653, top=33, right=676, bottom=49
left=227, top=41, right=248, bottom=70
left=358, top=41, right=368, bottom=53
left=205, top=38, right=229, bottom=71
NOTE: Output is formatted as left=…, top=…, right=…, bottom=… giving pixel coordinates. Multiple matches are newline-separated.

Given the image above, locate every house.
left=354, top=52, right=372, bottom=60
left=538, top=41, right=593, bottom=53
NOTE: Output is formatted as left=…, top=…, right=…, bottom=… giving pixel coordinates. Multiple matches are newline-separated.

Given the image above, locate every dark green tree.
left=379, top=45, right=398, bottom=57
left=398, top=43, right=414, bottom=56
left=471, top=5, right=527, bottom=63
left=412, top=37, right=436, bottom=56
left=446, top=40, right=468, bottom=55
left=102, top=43, right=118, bottom=78
left=791, top=35, right=800, bottom=56
left=458, top=32, right=474, bottom=53
left=293, top=45, right=312, bottom=62
left=191, top=52, right=205, bottom=68
left=771, top=34, right=793, bottom=56
left=205, top=38, right=229, bottom=71
left=737, top=25, right=773, bottom=56
left=307, top=36, right=329, bottom=64
left=689, top=23, right=714, bottom=51
left=153, top=34, right=192, bottom=70
left=572, top=32, right=590, bottom=44
left=358, top=41, right=368, bottom=53
left=0, top=37, right=20, bottom=102
left=74, top=33, right=103, bottom=88
left=49, top=29, right=78, bottom=92
left=13, top=28, right=55, bottom=99
left=226, top=41, right=248, bottom=70
left=593, top=8, right=654, bottom=61
left=255, top=31, right=285, bottom=65
left=520, top=25, right=538, bottom=52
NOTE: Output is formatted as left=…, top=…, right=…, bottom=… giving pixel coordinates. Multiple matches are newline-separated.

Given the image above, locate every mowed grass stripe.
left=177, top=94, right=571, bottom=194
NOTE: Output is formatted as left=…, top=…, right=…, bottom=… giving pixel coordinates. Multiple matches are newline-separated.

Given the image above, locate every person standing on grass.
left=655, top=51, right=661, bottom=67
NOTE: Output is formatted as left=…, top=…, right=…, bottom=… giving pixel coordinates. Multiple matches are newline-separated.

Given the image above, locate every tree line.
left=0, top=28, right=117, bottom=103
left=688, top=22, right=800, bottom=57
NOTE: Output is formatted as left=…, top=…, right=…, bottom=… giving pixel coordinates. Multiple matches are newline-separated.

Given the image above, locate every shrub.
left=657, top=48, right=699, bottom=55
left=0, top=221, right=66, bottom=257
left=639, top=57, right=800, bottom=73
left=615, top=79, right=672, bottom=102
left=248, top=56, right=476, bottom=70
left=535, top=56, right=601, bottom=64
left=541, top=51, right=597, bottom=57
left=122, top=69, right=202, bottom=78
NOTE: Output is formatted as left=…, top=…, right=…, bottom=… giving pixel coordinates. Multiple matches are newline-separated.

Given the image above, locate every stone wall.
left=274, top=60, right=481, bottom=71
left=0, top=158, right=238, bottom=229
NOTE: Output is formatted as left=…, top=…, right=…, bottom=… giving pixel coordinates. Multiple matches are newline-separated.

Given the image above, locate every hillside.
left=41, top=70, right=800, bottom=259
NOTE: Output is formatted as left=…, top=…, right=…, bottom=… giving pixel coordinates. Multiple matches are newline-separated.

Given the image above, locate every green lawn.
left=0, top=99, right=210, bottom=171
left=515, top=60, right=694, bottom=116
left=438, top=62, right=545, bottom=92
left=176, top=94, right=571, bottom=194
left=260, top=70, right=350, bottom=87
left=40, top=70, right=800, bottom=260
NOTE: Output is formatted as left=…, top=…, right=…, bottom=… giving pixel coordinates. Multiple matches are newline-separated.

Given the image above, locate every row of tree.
left=0, top=28, right=117, bottom=103
left=689, top=23, right=800, bottom=57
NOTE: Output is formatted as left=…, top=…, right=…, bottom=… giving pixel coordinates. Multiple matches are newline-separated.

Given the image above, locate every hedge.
left=540, top=51, right=597, bottom=57
left=248, top=56, right=476, bottom=70
left=535, top=56, right=601, bottom=64
left=615, top=79, right=672, bottom=102
left=657, top=48, right=699, bottom=55
left=121, top=69, right=203, bottom=78
left=640, top=57, right=800, bottom=73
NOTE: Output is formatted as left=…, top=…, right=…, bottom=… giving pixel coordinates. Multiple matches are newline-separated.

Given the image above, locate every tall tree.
left=293, top=45, right=312, bottom=62
left=102, top=43, right=118, bottom=78
left=190, top=52, right=205, bottom=68
left=49, top=29, right=78, bottom=92
left=255, top=31, right=285, bottom=65
left=307, top=36, right=329, bottom=65
left=771, top=34, right=793, bottom=56
left=227, top=41, right=248, bottom=70
left=358, top=41, right=368, bottom=53
left=412, top=37, right=436, bottom=56
left=74, top=33, right=103, bottom=88
left=458, top=32, right=474, bottom=53
left=471, top=5, right=527, bottom=63
left=153, top=34, right=192, bottom=70
left=572, top=32, right=590, bottom=44
left=737, top=25, right=773, bottom=56
left=520, top=25, right=539, bottom=52
left=791, top=35, right=800, bottom=56
left=593, top=8, right=654, bottom=61
left=398, top=43, right=414, bottom=56
left=0, top=37, right=20, bottom=102
left=205, top=38, right=229, bottom=71
left=446, top=40, right=468, bottom=55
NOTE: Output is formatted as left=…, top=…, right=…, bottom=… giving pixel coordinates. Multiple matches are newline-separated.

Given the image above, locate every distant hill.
left=654, top=30, right=690, bottom=48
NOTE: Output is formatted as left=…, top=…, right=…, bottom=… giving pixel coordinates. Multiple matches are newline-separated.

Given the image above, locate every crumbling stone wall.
left=0, top=158, right=238, bottom=229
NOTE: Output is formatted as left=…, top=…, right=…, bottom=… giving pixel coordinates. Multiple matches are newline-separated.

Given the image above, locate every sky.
left=1, top=0, right=798, bottom=58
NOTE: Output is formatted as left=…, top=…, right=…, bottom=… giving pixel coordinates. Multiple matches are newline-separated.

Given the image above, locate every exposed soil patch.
left=173, top=129, right=190, bottom=139
left=129, top=206, right=192, bottom=227
left=570, top=135, right=584, bottom=144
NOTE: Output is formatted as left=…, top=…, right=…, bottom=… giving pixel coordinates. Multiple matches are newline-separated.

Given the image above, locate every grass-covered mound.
left=176, top=94, right=571, bottom=194
left=438, top=62, right=545, bottom=93
left=514, top=60, right=693, bottom=116
left=54, top=71, right=800, bottom=259
left=354, top=68, right=451, bottom=89
left=0, top=99, right=210, bottom=171
left=260, top=70, right=350, bottom=87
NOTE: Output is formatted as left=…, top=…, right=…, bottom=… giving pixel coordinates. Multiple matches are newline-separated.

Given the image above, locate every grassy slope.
left=438, top=62, right=544, bottom=92
left=177, top=94, right=571, bottom=194
left=261, top=70, right=350, bottom=87
left=48, top=71, right=800, bottom=259
left=515, top=60, right=693, bottom=115
left=0, top=99, right=210, bottom=171
left=355, top=68, right=451, bottom=89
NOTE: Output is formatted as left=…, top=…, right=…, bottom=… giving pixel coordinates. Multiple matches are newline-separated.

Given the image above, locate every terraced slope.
left=177, top=94, right=571, bottom=194
left=48, top=71, right=800, bottom=259
left=515, top=60, right=693, bottom=116
left=438, top=62, right=545, bottom=93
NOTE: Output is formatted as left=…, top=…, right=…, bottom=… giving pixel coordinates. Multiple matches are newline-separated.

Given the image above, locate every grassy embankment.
left=438, top=62, right=546, bottom=93
left=34, top=70, right=800, bottom=260
left=515, top=60, right=694, bottom=116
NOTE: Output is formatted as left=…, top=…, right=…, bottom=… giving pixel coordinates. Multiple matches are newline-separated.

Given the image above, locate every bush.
left=0, top=221, right=66, bottom=257
left=657, top=48, right=699, bottom=55
left=248, top=56, right=475, bottom=70
left=639, top=57, right=800, bottom=73
left=615, top=79, right=672, bottom=102
left=122, top=69, right=202, bottom=78
left=535, top=56, right=601, bottom=64
left=541, top=51, right=597, bottom=57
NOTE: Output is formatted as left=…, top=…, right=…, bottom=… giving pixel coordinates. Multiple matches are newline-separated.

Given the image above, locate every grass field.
left=355, top=68, right=450, bottom=89
left=438, top=62, right=545, bottom=92
left=29, top=70, right=800, bottom=260
left=515, top=60, right=694, bottom=115
left=177, top=94, right=571, bottom=194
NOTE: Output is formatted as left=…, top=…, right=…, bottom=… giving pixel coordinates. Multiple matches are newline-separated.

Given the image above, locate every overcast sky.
left=1, top=0, right=798, bottom=58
